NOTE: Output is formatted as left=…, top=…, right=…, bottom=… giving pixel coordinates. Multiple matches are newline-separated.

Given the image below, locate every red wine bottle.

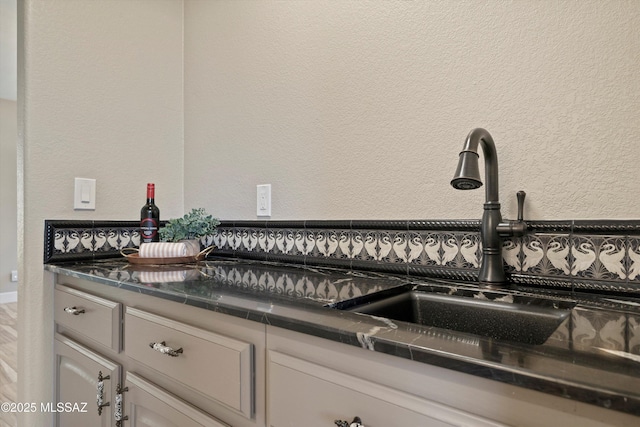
left=140, top=183, right=160, bottom=243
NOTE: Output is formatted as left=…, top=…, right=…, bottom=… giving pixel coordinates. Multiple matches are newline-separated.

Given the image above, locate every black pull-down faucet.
left=451, top=128, right=527, bottom=287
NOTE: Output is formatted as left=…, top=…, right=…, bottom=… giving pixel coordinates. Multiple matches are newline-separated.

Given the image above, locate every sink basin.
left=330, top=284, right=576, bottom=345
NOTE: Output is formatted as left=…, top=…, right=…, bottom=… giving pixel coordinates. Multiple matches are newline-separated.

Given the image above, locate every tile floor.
left=0, top=302, right=17, bottom=427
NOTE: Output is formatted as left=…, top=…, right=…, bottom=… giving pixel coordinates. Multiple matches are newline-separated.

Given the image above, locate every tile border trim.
left=44, top=219, right=640, bottom=295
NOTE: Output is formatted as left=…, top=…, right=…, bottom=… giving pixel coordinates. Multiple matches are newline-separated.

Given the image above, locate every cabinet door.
left=55, top=336, right=120, bottom=427
left=121, top=372, right=229, bottom=427
left=268, top=351, right=505, bottom=427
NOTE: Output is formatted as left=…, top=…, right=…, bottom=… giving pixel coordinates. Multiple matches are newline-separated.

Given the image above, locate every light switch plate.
left=74, top=177, right=96, bottom=210
left=257, top=184, right=271, bottom=217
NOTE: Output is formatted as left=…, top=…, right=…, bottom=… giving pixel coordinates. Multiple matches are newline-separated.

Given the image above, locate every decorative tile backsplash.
left=44, top=220, right=142, bottom=263
left=44, top=218, right=640, bottom=294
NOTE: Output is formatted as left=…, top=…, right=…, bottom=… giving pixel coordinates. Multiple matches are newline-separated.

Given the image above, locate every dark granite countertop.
left=46, top=257, right=640, bottom=417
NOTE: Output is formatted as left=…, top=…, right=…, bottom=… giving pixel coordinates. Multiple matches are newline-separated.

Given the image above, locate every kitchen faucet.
left=451, top=128, right=527, bottom=287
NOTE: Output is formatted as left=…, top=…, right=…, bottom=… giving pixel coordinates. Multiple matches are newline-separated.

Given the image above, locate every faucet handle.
left=516, top=190, right=526, bottom=222
left=497, top=191, right=528, bottom=237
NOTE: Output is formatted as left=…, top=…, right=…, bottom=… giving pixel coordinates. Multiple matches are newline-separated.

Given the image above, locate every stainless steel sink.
left=329, top=284, right=576, bottom=345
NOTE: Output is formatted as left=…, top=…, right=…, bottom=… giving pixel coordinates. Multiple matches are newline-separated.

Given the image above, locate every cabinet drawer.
left=123, top=372, right=229, bottom=427
left=125, top=307, right=253, bottom=418
left=55, top=285, right=121, bottom=352
left=268, top=351, right=505, bottom=427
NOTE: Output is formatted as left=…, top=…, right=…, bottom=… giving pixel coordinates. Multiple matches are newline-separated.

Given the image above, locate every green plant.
left=159, top=208, right=220, bottom=242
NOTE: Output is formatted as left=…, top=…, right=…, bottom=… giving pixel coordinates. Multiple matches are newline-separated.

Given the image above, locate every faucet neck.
left=462, top=128, right=500, bottom=203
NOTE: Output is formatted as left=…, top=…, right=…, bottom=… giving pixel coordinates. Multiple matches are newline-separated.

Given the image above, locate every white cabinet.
left=268, top=350, right=504, bottom=427
left=54, top=274, right=639, bottom=427
left=55, top=308, right=237, bottom=427
left=55, top=284, right=121, bottom=352
left=54, top=277, right=266, bottom=427
left=121, top=372, right=228, bottom=427
left=266, top=326, right=640, bottom=427
left=125, top=307, right=254, bottom=418
left=54, top=336, right=120, bottom=427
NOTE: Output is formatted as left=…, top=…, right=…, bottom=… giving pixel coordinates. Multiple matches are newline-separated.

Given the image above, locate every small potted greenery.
left=159, top=208, right=220, bottom=243
left=155, top=208, right=219, bottom=259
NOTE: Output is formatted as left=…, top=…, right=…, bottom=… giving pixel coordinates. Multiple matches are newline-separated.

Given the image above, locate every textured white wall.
left=185, top=0, right=640, bottom=221
left=0, top=0, right=17, bottom=100
left=0, top=99, right=17, bottom=296
left=18, top=0, right=183, bottom=423
left=0, top=0, right=17, bottom=298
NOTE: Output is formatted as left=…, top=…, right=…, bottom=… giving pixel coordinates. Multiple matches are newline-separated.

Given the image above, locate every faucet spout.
left=451, top=128, right=499, bottom=203
left=451, top=128, right=526, bottom=287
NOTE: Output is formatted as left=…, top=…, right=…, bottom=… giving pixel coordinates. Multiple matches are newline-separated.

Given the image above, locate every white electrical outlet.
left=257, top=184, right=271, bottom=217
left=10, top=270, right=18, bottom=282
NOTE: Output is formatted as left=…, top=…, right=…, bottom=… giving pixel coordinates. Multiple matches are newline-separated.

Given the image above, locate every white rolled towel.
left=139, top=240, right=200, bottom=258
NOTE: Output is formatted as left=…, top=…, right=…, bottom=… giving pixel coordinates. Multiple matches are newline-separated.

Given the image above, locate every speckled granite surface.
left=46, top=257, right=640, bottom=416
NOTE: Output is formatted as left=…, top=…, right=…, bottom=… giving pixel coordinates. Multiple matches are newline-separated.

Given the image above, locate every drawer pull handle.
left=96, top=371, right=110, bottom=415
left=335, top=417, right=364, bottom=427
left=63, top=306, right=85, bottom=315
left=149, top=341, right=183, bottom=357
left=114, top=383, right=128, bottom=427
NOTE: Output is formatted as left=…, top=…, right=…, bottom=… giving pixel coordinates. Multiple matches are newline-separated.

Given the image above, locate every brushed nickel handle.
left=96, top=371, right=110, bottom=415
left=149, top=341, right=183, bottom=357
left=63, top=306, right=85, bottom=315
left=114, top=383, right=128, bottom=427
